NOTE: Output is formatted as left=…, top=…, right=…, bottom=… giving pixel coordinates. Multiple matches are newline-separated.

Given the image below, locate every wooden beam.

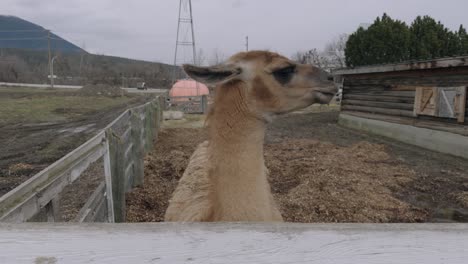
left=343, top=94, right=414, bottom=104
left=333, top=56, right=468, bottom=75
left=342, top=99, right=414, bottom=111
left=74, top=181, right=107, bottom=222
left=341, top=105, right=415, bottom=117
left=0, top=223, right=467, bottom=264
left=343, top=90, right=415, bottom=98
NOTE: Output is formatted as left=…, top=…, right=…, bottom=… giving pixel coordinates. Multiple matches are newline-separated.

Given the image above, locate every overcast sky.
left=3, top=0, right=467, bottom=64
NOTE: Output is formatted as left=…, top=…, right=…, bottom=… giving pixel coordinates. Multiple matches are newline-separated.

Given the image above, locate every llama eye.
left=272, top=66, right=295, bottom=84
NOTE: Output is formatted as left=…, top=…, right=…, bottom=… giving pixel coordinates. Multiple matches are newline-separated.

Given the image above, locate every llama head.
left=183, top=50, right=337, bottom=116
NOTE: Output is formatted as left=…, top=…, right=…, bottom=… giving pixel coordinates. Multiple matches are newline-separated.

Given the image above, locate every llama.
left=164, top=51, right=337, bottom=222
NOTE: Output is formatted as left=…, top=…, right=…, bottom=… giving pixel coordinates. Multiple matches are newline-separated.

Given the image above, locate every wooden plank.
left=121, top=126, right=132, bottom=142
left=144, top=103, right=154, bottom=152
left=75, top=181, right=107, bottom=222
left=106, top=129, right=126, bottom=223
left=123, top=142, right=133, bottom=160
left=0, top=135, right=106, bottom=222
left=414, top=86, right=423, bottom=116
left=130, top=113, right=144, bottom=187
left=457, top=87, right=466, bottom=123
left=341, top=105, right=414, bottom=117
left=344, top=90, right=415, bottom=98
left=124, top=162, right=134, bottom=192
left=103, top=139, right=115, bottom=223
left=344, top=75, right=468, bottom=87
left=108, top=110, right=131, bottom=134
left=333, top=55, right=468, bottom=75
left=342, top=99, right=414, bottom=110
left=0, top=223, right=468, bottom=264
left=343, top=94, right=415, bottom=104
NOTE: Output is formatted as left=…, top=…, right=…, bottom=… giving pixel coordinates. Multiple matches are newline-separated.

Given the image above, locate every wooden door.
left=414, top=87, right=438, bottom=116
left=414, top=86, right=466, bottom=123
left=438, top=87, right=466, bottom=122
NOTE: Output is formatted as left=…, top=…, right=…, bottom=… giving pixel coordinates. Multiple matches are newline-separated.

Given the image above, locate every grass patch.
left=0, top=86, right=75, bottom=94
left=0, top=93, right=132, bottom=125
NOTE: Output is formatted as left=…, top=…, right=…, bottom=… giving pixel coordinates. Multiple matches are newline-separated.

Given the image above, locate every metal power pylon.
left=172, top=0, right=197, bottom=86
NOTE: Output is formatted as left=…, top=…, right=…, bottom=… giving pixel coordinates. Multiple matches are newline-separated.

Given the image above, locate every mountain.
left=0, top=15, right=84, bottom=53
left=0, top=15, right=180, bottom=88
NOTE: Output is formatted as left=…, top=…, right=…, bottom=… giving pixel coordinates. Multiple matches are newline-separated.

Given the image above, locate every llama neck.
left=207, top=82, right=274, bottom=220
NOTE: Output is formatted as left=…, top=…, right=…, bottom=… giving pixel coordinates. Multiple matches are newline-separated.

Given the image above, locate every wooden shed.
left=333, top=56, right=468, bottom=159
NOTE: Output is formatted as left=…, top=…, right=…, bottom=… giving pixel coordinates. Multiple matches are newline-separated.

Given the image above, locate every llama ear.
left=182, top=64, right=241, bottom=84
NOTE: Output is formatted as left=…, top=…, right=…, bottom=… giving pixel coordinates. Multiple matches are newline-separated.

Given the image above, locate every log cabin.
left=333, top=56, right=468, bottom=159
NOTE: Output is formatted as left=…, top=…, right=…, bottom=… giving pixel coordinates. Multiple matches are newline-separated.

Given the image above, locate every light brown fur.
left=164, top=51, right=336, bottom=222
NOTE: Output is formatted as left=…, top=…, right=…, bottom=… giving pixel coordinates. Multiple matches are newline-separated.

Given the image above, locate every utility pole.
left=246, top=36, right=249, bottom=51
left=172, top=0, right=199, bottom=95
left=51, top=56, right=57, bottom=88
left=47, top=30, right=53, bottom=88
left=173, top=3, right=197, bottom=74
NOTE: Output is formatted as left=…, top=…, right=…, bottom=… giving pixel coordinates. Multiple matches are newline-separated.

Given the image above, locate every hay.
left=126, top=128, right=430, bottom=223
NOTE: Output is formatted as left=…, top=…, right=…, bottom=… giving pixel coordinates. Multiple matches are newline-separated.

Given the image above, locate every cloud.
left=2, top=0, right=467, bottom=64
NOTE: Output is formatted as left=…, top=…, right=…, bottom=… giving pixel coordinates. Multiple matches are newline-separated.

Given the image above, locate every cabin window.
left=414, top=86, right=467, bottom=123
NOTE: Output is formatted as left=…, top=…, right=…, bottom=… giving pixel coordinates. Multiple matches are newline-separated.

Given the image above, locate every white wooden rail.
left=0, top=223, right=467, bottom=263
left=0, top=96, right=164, bottom=223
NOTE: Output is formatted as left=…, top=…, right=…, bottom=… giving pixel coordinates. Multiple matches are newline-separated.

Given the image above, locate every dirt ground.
left=127, top=109, right=468, bottom=223
left=0, top=86, right=150, bottom=197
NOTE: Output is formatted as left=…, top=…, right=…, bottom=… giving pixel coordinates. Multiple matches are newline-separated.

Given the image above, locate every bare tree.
left=292, top=49, right=329, bottom=69
left=323, top=33, right=348, bottom=68
left=292, top=33, right=348, bottom=71
left=209, top=48, right=226, bottom=65
left=195, top=48, right=206, bottom=66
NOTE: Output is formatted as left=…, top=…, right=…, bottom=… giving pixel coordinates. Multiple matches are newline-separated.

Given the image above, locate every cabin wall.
left=340, top=66, right=468, bottom=136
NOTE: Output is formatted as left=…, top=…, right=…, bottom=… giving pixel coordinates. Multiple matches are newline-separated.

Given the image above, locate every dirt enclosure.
left=126, top=110, right=468, bottom=223
left=0, top=86, right=149, bottom=197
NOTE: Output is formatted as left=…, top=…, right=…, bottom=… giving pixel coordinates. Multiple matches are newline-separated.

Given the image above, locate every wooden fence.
left=1, top=223, right=468, bottom=263
left=0, top=96, right=164, bottom=223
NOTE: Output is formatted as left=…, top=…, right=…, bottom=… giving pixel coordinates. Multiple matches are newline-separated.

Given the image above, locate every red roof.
left=169, top=79, right=209, bottom=97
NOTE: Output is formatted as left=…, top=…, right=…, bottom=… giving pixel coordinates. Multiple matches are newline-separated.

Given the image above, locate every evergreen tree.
left=345, top=14, right=466, bottom=66
left=345, top=13, right=410, bottom=66
left=458, top=25, right=468, bottom=54
left=409, top=16, right=456, bottom=59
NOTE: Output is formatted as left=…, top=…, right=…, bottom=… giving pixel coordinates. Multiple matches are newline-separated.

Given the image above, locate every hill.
left=0, top=16, right=179, bottom=88
left=0, top=15, right=83, bottom=53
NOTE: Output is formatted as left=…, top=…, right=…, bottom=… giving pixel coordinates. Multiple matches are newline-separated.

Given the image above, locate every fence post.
left=143, top=104, right=154, bottom=152
left=45, top=195, right=61, bottom=222
left=106, top=129, right=126, bottom=223
left=153, top=100, right=161, bottom=141
left=130, top=112, right=144, bottom=187
left=202, top=95, right=208, bottom=114
left=103, top=137, right=115, bottom=223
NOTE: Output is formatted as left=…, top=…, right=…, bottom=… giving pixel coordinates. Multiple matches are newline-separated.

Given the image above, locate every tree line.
left=0, top=48, right=178, bottom=88
left=345, top=14, right=468, bottom=67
